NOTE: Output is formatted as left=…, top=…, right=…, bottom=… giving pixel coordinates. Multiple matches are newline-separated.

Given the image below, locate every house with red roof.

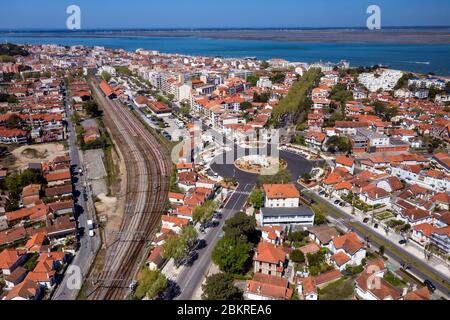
left=0, top=249, right=27, bottom=275
left=253, top=241, right=287, bottom=277
left=3, top=279, right=42, bottom=300
left=359, top=185, right=391, bottom=206
left=335, top=156, right=355, bottom=174
left=355, top=259, right=402, bottom=300
left=296, top=276, right=318, bottom=300
left=261, top=226, right=283, bottom=245
left=146, top=245, right=165, bottom=270
left=329, top=232, right=366, bottom=270
left=245, top=273, right=293, bottom=300
left=161, top=215, right=190, bottom=234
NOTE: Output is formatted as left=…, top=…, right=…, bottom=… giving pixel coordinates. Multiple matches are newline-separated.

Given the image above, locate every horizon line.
left=1, top=25, right=450, bottom=32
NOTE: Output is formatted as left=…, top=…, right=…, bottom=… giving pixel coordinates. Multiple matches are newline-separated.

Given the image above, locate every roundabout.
left=209, top=144, right=316, bottom=186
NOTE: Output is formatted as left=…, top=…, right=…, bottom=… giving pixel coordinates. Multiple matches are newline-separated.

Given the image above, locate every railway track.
left=88, top=78, right=170, bottom=300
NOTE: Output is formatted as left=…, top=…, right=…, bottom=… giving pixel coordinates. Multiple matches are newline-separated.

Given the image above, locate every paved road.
left=304, top=189, right=450, bottom=299
left=175, top=182, right=255, bottom=300
left=52, top=88, right=100, bottom=300
left=174, top=143, right=314, bottom=299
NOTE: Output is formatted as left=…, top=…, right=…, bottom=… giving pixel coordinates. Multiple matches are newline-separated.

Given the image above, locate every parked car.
left=401, top=262, right=411, bottom=270
left=363, top=218, right=370, bottom=223
left=398, top=239, right=407, bottom=245
left=192, top=239, right=207, bottom=251
left=213, top=212, right=222, bottom=219
left=424, top=280, right=436, bottom=292
left=183, top=251, right=198, bottom=266
left=334, top=199, right=340, bottom=205
left=374, top=223, right=379, bottom=229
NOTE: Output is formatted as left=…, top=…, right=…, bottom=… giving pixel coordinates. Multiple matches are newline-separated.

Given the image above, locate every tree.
left=314, top=212, right=326, bottom=225
left=260, top=61, right=270, bottom=69
left=272, top=68, right=321, bottom=121
left=115, top=66, right=132, bottom=76
left=248, top=190, right=264, bottom=209
left=162, top=225, right=198, bottom=261
left=270, top=72, right=286, bottom=84
left=101, top=71, right=111, bottom=82
left=246, top=75, right=259, bottom=87
left=181, top=224, right=198, bottom=248
left=239, top=101, right=252, bottom=111
left=134, top=269, right=168, bottom=300
left=373, top=101, right=398, bottom=121
left=292, top=135, right=306, bottom=146
left=378, top=245, right=385, bottom=256
left=212, top=236, right=251, bottom=274
left=302, top=173, right=312, bottom=183
left=162, top=236, right=186, bottom=261
left=180, top=105, right=190, bottom=117
left=394, top=73, right=413, bottom=90
left=83, top=100, right=100, bottom=117
left=201, top=273, right=243, bottom=300
left=290, top=249, right=306, bottom=263
left=287, top=230, right=309, bottom=243
left=193, top=200, right=217, bottom=223
left=325, top=136, right=352, bottom=153
left=223, top=212, right=259, bottom=244
left=253, top=92, right=269, bottom=103
left=330, top=84, right=352, bottom=104
left=4, top=114, right=22, bottom=129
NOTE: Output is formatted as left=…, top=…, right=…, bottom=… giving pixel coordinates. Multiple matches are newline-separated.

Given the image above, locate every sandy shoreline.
left=3, top=28, right=450, bottom=44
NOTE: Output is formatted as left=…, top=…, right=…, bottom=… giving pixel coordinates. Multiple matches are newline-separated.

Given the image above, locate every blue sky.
left=1, top=0, right=449, bottom=29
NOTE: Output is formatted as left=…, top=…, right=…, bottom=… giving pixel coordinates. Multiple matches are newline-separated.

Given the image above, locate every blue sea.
left=2, top=32, right=450, bottom=75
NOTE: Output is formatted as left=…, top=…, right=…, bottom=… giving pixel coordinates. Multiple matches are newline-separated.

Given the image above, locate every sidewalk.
left=309, top=186, right=450, bottom=277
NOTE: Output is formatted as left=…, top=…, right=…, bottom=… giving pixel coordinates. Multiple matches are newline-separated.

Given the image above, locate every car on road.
left=398, top=239, right=407, bottom=245
left=400, top=262, right=411, bottom=270
left=183, top=251, right=198, bottom=267
left=88, top=230, right=95, bottom=237
left=192, top=239, right=207, bottom=251
left=424, top=280, right=436, bottom=292
left=213, top=212, right=222, bottom=219
left=158, top=280, right=180, bottom=300
left=363, top=218, right=370, bottom=223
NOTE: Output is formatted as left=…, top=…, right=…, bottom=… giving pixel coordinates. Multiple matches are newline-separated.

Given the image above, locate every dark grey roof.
left=261, top=206, right=315, bottom=217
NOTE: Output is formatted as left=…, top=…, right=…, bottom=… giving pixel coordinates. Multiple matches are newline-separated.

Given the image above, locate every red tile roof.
left=254, top=242, right=286, bottom=264
left=263, top=184, right=299, bottom=199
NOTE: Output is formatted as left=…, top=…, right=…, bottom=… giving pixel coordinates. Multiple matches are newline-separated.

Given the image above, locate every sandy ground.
left=9, top=142, right=67, bottom=170
left=62, top=29, right=450, bottom=44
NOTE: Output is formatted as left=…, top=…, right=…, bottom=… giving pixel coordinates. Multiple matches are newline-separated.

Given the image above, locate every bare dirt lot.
left=8, top=142, right=68, bottom=170
left=94, top=138, right=126, bottom=248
